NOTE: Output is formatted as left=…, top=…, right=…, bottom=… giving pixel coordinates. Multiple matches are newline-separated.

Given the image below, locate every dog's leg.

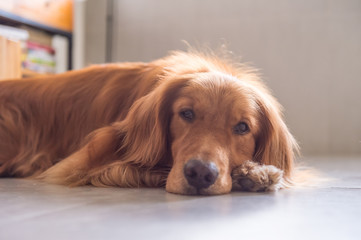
left=39, top=154, right=168, bottom=188
left=231, top=160, right=284, bottom=192
left=87, top=163, right=169, bottom=188
left=38, top=125, right=169, bottom=188
left=37, top=125, right=119, bottom=186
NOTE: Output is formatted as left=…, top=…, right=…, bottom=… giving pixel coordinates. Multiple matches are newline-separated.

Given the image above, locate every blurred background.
left=0, top=0, right=360, bottom=157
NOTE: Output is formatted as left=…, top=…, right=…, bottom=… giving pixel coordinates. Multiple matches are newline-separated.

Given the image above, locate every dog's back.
left=0, top=63, right=160, bottom=177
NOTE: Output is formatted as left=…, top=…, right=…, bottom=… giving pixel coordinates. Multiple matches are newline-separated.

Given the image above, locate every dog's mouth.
left=181, top=159, right=224, bottom=195
left=183, top=159, right=219, bottom=188
left=167, top=160, right=230, bottom=195
left=165, top=156, right=233, bottom=195
left=183, top=185, right=219, bottom=195
left=166, top=177, right=232, bottom=195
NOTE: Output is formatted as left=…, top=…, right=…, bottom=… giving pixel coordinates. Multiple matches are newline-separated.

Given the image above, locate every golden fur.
left=0, top=51, right=298, bottom=195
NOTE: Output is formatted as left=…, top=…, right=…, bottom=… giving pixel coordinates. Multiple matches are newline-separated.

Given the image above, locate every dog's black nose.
left=184, top=159, right=219, bottom=189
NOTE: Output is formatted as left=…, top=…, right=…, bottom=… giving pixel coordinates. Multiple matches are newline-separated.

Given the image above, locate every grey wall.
left=74, top=0, right=108, bottom=69
left=84, top=0, right=108, bottom=65
left=109, top=0, right=361, bottom=156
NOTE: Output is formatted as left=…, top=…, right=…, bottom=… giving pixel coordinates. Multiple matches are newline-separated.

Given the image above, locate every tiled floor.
left=0, top=157, right=360, bottom=240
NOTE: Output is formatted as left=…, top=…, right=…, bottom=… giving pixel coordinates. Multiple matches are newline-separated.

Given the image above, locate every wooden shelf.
left=0, top=10, right=72, bottom=38
left=0, top=0, right=72, bottom=33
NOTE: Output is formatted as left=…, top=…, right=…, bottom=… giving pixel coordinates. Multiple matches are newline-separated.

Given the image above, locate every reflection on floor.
left=0, top=157, right=360, bottom=240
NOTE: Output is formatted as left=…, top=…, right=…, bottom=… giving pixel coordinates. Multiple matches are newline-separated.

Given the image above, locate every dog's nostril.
left=204, top=173, right=213, bottom=183
left=183, top=159, right=219, bottom=189
left=186, top=169, right=197, bottom=179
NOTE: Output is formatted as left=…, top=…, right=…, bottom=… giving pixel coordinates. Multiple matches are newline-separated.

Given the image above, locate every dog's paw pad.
left=238, top=178, right=255, bottom=191
left=232, top=160, right=283, bottom=192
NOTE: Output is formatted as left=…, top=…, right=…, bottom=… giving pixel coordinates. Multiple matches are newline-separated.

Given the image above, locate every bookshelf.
left=0, top=0, right=73, bottom=79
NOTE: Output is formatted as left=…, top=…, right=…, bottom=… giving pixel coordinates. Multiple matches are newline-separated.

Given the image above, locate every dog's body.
left=0, top=51, right=297, bottom=195
left=0, top=62, right=162, bottom=178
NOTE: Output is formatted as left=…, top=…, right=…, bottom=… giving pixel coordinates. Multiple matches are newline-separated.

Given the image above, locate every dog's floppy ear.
left=253, top=92, right=299, bottom=184
left=118, top=76, right=189, bottom=168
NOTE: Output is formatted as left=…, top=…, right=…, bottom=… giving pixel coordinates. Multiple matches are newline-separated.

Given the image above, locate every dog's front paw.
left=231, top=160, right=283, bottom=192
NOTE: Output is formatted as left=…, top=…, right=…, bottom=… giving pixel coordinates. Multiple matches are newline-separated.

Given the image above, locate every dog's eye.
left=179, top=109, right=194, bottom=122
left=233, top=122, right=250, bottom=135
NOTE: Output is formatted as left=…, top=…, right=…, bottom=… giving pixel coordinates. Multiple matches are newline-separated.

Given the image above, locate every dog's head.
left=120, top=52, right=298, bottom=195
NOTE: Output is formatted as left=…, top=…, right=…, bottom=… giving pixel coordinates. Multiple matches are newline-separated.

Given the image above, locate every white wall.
left=109, top=0, right=361, bottom=156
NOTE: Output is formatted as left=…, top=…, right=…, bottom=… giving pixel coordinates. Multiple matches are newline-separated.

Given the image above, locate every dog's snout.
left=183, top=159, right=219, bottom=189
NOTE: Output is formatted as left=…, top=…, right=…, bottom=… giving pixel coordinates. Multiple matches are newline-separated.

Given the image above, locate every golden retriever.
left=0, top=51, right=298, bottom=195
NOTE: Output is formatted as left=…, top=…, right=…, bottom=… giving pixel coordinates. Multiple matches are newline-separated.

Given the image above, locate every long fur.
left=0, top=51, right=299, bottom=193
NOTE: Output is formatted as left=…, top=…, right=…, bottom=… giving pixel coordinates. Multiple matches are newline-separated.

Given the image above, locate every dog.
left=0, top=51, right=298, bottom=195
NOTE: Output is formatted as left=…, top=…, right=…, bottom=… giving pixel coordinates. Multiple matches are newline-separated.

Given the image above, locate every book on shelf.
left=0, top=24, right=69, bottom=78
left=24, top=41, right=55, bottom=74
